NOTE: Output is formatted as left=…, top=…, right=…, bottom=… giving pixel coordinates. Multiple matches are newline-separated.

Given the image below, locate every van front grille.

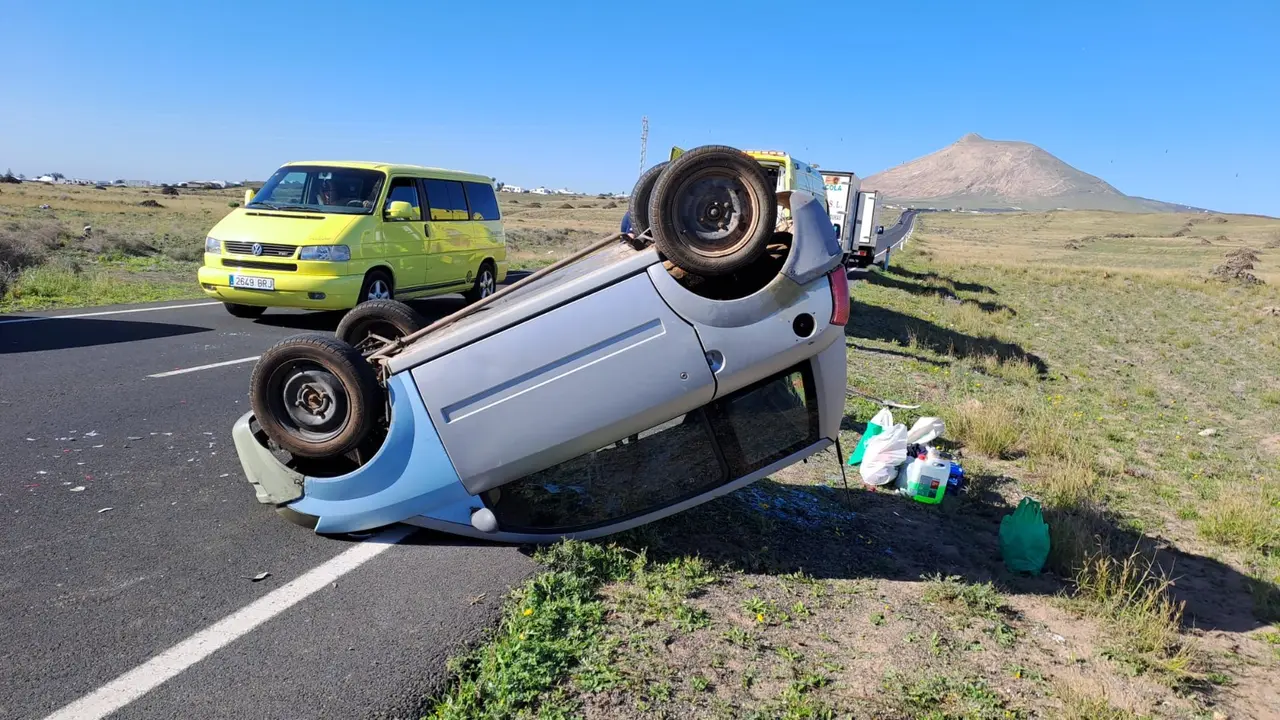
left=223, top=258, right=297, bottom=272
left=224, top=241, right=296, bottom=258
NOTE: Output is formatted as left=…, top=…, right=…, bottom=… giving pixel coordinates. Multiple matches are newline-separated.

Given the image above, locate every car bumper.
left=197, top=265, right=363, bottom=310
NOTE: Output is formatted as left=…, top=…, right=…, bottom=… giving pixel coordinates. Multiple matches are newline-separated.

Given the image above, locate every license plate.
left=230, top=274, right=274, bottom=291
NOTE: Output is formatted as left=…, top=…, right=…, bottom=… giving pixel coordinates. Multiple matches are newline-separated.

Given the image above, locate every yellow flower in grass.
left=756, top=613, right=765, bottom=623
left=522, top=608, right=533, bottom=617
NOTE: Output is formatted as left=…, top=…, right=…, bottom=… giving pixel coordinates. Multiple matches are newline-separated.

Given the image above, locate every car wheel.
left=224, top=303, right=266, bottom=318
left=464, top=262, right=497, bottom=303
left=649, top=146, right=776, bottom=277
left=359, top=270, right=394, bottom=302
left=336, top=300, right=427, bottom=355
left=250, top=333, right=381, bottom=459
left=627, top=161, right=667, bottom=238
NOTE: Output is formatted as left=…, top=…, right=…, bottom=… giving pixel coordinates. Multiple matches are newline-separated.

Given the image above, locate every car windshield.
left=248, top=166, right=385, bottom=214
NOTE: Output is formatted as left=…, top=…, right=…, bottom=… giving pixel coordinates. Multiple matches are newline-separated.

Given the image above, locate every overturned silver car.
left=232, top=145, right=850, bottom=542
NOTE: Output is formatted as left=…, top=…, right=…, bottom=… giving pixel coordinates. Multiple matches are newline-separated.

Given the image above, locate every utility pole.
left=639, top=116, right=648, bottom=177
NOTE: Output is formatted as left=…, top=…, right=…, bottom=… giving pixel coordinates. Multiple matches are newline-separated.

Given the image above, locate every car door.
left=422, top=178, right=472, bottom=291
left=379, top=176, right=428, bottom=295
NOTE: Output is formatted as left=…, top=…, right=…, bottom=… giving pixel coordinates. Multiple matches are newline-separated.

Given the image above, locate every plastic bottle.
left=899, top=447, right=950, bottom=504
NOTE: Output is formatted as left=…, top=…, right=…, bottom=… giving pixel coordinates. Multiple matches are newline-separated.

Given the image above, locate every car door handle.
left=423, top=224, right=431, bottom=237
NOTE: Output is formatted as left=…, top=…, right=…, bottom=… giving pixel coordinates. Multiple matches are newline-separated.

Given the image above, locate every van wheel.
left=224, top=303, right=266, bottom=318
left=649, top=146, right=776, bottom=277
left=627, top=161, right=668, bottom=238
left=250, top=333, right=381, bottom=459
left=336, top=300, right=427, bottom=355
left=464, top=262, right=497, bottom=303
left=359, top=270, right=393, bottom=302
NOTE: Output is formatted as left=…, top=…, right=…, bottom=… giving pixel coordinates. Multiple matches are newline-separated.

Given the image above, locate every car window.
left=269, top=171, right=307, bottom=204
left=482, top=366, right=816, bottom=532
left=383, top=177, right=422, bottom=221
left=424, top=179, right=470, bottom=221
left=463, top=182, right=500, bottom=221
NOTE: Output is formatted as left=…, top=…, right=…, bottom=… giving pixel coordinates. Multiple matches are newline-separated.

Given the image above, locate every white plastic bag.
left=858, top=422, right=909, bottom=486
left=907, top=416, right=945, bottom=445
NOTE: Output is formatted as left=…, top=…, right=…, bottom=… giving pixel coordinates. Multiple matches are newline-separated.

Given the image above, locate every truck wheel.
left=627, top=161, right=667, bottom=237
left=336, top=300, right=427, bottom=355
left=250, top=333, right=381, bottom=459
left=648, top=146, right=776, bottom=277
left=464, top=262, right=497, bottom=303
left=224, top=303, right=266, bottom=319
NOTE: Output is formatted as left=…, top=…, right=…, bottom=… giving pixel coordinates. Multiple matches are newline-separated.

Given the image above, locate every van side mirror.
left=385, top=200, right=416, bottom=220
left=244, top=189, right=254, bottom=206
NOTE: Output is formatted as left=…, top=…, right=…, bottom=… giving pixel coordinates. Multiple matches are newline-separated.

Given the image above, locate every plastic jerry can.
left=899, top=451, right=950, bottom=505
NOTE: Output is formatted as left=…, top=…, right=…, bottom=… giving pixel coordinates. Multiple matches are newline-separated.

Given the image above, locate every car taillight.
left=828, top=267, right=849, bottom=325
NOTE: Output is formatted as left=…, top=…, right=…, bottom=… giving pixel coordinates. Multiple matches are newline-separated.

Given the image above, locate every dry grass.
left=1072, top=549, right=1201, bottom=681
left=1196, top=494, right=1280, bottom=553
left=942, top=398, right=1022, bottom=458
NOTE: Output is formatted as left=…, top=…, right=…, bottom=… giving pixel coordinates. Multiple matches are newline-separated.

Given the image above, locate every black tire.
left=357, top=269, right=394, bottom=303
left=335, top=299, right=427, bottom=354
left=648, top=146, right=776, bottom=277
left=464, top=261, right=497, bottom=303
left=224, top=302, right=266, bottom=319
left=249, top=333, right=381, bottom=459
left=627, top=161, right=668, bottom=237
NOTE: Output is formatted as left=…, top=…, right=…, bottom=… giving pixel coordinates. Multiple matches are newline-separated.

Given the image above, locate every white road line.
left=40, top=524, right=417, bottom=720
left=0, top=301, right=220, bottom=325
left=147, top=356, right=260, bottom=378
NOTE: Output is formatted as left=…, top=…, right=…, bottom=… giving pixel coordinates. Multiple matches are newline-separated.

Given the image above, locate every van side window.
left=463, top=182, right=501, bottom=221
left=424, top=179, right=470, bottom=221
left=383, top=177, right=421, bottom=221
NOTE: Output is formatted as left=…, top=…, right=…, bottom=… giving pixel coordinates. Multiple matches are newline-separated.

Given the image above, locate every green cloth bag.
left=999, top=497, right=1051, bottom=574
left=848, top=408, right=893, bottom=466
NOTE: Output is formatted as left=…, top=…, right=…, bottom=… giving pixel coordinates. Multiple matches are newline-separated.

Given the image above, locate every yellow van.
left=197, top=161, right=508, bottom=318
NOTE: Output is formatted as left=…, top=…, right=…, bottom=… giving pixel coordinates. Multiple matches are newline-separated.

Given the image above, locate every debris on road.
left=97, top=507, right=113, bottom=514
left=127, top=436, right=143, bottom=441
left=249, top=572, right=271, bottom=582
left=69, top=486, right=86, bottom=492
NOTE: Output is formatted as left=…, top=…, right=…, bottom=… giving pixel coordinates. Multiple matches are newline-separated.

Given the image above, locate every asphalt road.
left=0, top=288, right=539, bottom=720
left=0, top=209, right=920, bottom=720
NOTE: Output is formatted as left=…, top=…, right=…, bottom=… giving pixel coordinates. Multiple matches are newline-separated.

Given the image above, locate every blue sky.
left=1, top=1, right=1276, bottom=214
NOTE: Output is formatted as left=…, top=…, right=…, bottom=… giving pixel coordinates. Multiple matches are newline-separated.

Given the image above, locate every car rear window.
left=463, top=182, right=500, bottom=221
left=483, top=366, right=818, bottom=533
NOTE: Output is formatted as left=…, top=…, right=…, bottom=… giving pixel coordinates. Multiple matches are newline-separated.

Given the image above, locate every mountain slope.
left=863, top=134, right=1203, bottom=213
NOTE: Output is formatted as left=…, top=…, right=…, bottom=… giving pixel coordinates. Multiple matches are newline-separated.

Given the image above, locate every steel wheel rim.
left=367, top=280, right=391, bottom=301
left=479, top=269, right=496, bottom=298
left=270, top=360, right=350, bottom=443
left=669, top=168, right=761, bottom=258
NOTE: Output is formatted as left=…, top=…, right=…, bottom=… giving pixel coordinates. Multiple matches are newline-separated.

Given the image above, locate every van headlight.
left=299, top=245, right=351, bottom=261
left=205, top=237, right=221, bottom=254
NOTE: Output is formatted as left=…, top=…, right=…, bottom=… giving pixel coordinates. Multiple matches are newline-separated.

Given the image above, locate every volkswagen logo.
left=251, top=243, right=263, bottom=256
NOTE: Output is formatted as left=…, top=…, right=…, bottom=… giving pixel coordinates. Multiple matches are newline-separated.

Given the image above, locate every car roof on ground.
left=282, top=161, right=492, bottom=183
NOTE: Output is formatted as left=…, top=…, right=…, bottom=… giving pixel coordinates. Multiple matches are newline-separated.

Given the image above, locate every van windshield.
left=248, top=166, right=386, bottom=215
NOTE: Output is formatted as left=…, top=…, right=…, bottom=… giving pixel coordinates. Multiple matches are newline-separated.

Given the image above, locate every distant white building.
left=554, top=188, right=575, bottom=195
left=530, top=187, right=551, bottom=195
left=500, top=185, right=524, bottom=193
